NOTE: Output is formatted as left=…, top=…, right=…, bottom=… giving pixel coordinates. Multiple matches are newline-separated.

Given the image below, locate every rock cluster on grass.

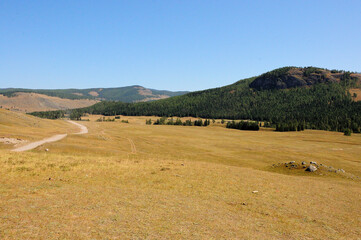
left=274, top=161, right=351, bottom=175
left=271, top=161, right=359, bottom=180
left=281, top=161, right=320, bottom=172
left=284, top=161, right=299, bottom=169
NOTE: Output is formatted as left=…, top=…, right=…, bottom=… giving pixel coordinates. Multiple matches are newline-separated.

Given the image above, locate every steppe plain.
left=0, top=109, right=360, bottom=239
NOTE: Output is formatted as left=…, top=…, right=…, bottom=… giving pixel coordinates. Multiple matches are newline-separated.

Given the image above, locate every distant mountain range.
left=0, top=85, right=188, bottom=112
left=32, top=66, right=361, bottom=133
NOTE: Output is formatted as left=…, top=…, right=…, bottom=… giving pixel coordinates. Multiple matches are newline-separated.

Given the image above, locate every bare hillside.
left=0, top=92, right=99, bottom=112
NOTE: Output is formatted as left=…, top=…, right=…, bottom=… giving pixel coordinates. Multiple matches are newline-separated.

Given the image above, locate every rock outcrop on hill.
left=249, top=67, right=361, bottom=90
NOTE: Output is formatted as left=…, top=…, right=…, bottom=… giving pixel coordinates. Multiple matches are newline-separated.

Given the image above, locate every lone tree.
left=344, top=128, right=352, bottom=136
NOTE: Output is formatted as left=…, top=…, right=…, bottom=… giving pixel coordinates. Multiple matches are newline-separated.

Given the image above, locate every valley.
left=3, top=2, right=361, bottom=239
left=0, top=111, right=360, bottom=239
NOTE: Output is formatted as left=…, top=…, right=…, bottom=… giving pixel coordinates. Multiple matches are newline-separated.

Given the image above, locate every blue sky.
left=1, top=0, right=361, bottom=91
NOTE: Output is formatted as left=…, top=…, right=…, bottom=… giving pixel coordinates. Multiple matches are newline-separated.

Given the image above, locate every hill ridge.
left=0, top=85, right=189, bottom=112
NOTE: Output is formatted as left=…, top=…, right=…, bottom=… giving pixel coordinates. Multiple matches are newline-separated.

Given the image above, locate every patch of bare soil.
left=0, top=137, right=28, bottom=145
left=88, top=91, right=99, bottom=97
left=349, top=88, right=361, bottom=101
left=136, top=87, right=154, bottom=96
left=136, top=95, right=169, bottom=102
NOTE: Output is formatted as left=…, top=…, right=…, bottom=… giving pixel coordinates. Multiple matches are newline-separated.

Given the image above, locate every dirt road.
left=11, top=120, right=88, bottom=152
left=67, top=120, right=88, bottom=134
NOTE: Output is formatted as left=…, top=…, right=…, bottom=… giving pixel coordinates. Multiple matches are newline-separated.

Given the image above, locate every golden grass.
left=0, top=109, right=78, bottom=150
left=0, top=111, right=361, bottom=239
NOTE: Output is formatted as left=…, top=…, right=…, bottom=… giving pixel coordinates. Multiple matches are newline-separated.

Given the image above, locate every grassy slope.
left=0, top=114, right=360, bottom=239
left=0, top=109, right=78, bottom=149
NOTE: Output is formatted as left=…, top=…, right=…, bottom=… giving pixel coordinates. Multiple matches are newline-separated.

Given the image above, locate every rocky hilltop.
left=249, top=67, right=361, bottom=90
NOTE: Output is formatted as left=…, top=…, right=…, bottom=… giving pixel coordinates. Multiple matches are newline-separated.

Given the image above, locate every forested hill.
left=0, top=86, right=188, bottom=103
left=31, top=67, right=361, bottom=133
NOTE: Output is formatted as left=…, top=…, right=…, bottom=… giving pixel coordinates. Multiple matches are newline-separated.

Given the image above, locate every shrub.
left=344, top=128, right=352, bottom=136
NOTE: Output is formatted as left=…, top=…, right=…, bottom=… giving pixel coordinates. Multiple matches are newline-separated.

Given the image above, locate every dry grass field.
left=1, top=111, right=361, bottom=239
left=0, top=109, right=79, bottom=150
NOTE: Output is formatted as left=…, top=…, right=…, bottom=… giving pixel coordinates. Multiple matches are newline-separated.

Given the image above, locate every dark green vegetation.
left=148, top=117, right=211, bottom=126
left=0, top=86, right=188, bottom=102
left=69, top=111, right=82, bottom=121
left=226, top=120, right=260, bottom=131
left=275, top=122, right=305, bottom=132
left=30, top=67, right=361, bottom=134
left=31, top=110, right=65, bottom=119
left=96, top=117, right=115, bottom=122
left=344, top=128, right=352, bottom=136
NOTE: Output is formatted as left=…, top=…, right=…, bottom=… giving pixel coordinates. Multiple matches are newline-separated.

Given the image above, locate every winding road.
left=11, top=120, right=88, bottom=152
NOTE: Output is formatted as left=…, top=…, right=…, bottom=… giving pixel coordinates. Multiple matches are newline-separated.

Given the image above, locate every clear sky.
left=1, top=0, right=361, bottom=91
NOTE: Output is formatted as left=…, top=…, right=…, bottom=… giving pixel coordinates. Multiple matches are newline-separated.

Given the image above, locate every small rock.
left=45, top=149, right=49, bottom=152
left=252, top=191, right=258, bottom=193
left=288, top=164, right=298, bottom=169
left=306, top=165, right=317, bottom=172
left=160, top=167, right=170, bottom=171
left=302, top=161, right=306, bottom=165
left=339, top=169, right=345, bottom=173
left=241, top=202, right=247, bottom=205
left=289, top=161, right=295, bottom=164
left=310, top=161, right=317, bottom=165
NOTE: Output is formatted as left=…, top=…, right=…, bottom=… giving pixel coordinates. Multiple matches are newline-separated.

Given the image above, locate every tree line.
left=226, top=120, right=260, bottom=131
left=147, top=117, right=211, bottom=127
